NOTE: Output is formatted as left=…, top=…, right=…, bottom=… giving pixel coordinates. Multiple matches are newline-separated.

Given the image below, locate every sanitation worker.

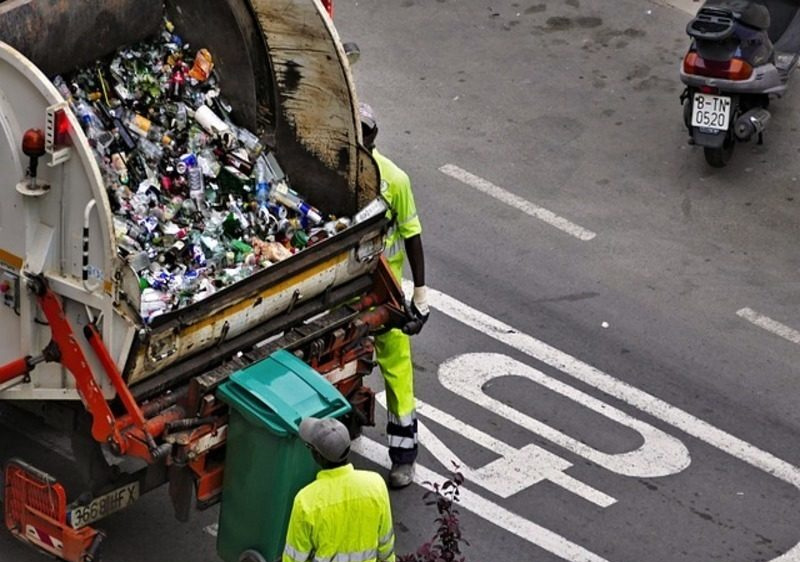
left=282, top=417, right=396, bottom=562
left=360, top=102, right=429, bottom=489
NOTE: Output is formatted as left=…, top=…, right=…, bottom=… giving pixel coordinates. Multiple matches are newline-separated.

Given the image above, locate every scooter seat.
left=699, top=0, right=771, bottom=30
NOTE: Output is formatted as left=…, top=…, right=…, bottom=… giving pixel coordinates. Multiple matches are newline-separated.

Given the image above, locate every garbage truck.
left=0, top=0, right=408, bottom=560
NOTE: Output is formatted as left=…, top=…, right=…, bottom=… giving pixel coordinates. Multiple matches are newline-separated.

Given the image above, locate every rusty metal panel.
left=0, top=0, right=163, bottom=77
left=250, top=0, right=379, bottom=216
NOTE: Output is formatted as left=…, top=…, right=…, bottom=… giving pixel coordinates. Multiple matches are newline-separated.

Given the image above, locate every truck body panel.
left=0, top=0, right=386, bottom=400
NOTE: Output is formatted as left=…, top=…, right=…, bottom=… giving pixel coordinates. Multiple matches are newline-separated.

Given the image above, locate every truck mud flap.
left=692, top=128, right=728, bottom=148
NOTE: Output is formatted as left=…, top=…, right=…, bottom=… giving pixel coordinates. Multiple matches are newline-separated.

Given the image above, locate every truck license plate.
left=691, top=93, right=731, bottom=131
left=68, top=482, right=140, bottom=529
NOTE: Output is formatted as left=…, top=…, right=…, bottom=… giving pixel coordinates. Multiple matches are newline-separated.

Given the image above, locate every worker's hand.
left=402, top=286, right=430, bottom=335
left=412, top=285, right=430, bottom=317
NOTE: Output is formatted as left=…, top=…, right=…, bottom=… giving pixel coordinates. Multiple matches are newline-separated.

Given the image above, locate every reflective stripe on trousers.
left=374, top=327, right=417, bottom=464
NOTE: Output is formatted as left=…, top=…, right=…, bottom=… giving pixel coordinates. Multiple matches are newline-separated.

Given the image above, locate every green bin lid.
left=217, top=350, right=351, bottom=436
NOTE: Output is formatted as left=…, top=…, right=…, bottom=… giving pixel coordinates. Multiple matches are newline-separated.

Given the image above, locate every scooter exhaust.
left=734, top=108, right=771, bottom=141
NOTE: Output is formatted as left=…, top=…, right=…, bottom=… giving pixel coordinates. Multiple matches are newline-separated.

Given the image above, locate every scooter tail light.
left=725, top=58, right=754, bottom=80
left=683, top=52, right=753, bottom=81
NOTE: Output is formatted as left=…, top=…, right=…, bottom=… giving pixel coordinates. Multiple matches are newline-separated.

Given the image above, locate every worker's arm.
left=402, top=234, right=429, bottom=335
left=386, top=161, right=429, bottom=333
left=283, top=498, right=313, bottom=562
left=404, top=234, right=425, bottom=289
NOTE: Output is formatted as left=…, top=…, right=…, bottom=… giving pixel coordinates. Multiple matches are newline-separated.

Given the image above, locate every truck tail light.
left=683, top=52, right=753, bottom=81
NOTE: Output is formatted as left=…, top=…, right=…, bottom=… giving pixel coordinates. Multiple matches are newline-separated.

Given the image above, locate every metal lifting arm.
left=0, top=275, right=164, bottom=461
left=27, top=277, right=127, bottom=449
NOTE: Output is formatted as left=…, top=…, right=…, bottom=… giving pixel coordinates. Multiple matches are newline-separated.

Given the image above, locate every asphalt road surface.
left=3, top=0, right=800, bottom=561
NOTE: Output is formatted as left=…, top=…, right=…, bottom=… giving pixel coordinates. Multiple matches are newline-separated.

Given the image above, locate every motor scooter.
left=679, top=0, right=800, bottom=167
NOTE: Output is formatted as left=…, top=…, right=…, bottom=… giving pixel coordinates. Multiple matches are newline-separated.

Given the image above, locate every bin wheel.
left=239, top=549, right=267, bottom=562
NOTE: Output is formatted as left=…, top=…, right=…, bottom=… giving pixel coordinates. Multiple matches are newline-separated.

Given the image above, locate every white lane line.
left=352, top=436, right=610, bottom=562
left=422, top=285, right=800, bottom=488
left=649, top=0, right=699, bottom=15
left=203, top=524, right=218, bottom=538
left=379, top=391, right=618, bottom=506
left=439, top=164, right=597, bottom=241
left=405, top=281, right=800, bottom=562
left=738, top=308, right=800, bottom=345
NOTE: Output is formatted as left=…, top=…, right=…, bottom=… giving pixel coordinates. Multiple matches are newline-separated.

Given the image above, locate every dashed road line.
left=737, top=308, right=800, bottom=345
left=439, top=164, right=597, bottom=241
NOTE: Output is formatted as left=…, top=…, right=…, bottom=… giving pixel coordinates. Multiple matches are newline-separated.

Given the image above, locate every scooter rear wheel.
left=703, top=139, right=735, bottom=168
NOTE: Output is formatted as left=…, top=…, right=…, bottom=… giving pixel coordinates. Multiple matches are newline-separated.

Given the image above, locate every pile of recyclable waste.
left=53, top=19, right=350, bottom=323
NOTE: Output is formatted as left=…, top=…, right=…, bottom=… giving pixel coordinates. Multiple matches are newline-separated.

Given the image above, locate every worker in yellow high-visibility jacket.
left=360, top=103, right=430, bottom=489
left=282, top=417, right=396, bottom=562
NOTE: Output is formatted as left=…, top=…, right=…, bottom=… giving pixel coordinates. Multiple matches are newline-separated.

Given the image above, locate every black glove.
left=402, top=296, right=430, bottom=336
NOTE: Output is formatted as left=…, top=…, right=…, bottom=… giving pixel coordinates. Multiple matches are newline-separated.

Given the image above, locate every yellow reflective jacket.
left=283, top=464, right=396, bottom=562
left=372, top=149, right=422, bottom=283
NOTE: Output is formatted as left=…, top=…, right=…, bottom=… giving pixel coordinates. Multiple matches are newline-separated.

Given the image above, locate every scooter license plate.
left=691, top=93, right=731, bottom=131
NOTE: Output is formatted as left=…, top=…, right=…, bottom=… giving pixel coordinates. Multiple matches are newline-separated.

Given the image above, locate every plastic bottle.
left=175, top=102, right=188, bottom=130
left=253, top=155, right=271, bottom=204
left=236, top=126, right=264, bottom=160
left=197, top=148, right=221, bottom=177
left=188, top=167, right=206, bottom=210
left=228, top=197, right=250, bottom=232
left=74, top=100, right=114, bottom=152
left=52, top=75, right=73, bottom=103
left=270, top=181, right=323, bottom=225
left=137, top=137, right=164, bottom=163
left=122, top=110, right=173, bottom=146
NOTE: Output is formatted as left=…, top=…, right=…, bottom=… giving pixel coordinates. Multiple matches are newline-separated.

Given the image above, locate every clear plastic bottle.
left=137, top=137, right=164, bottom=163
left=175, top=102, right=188, bottom=131
left=122, top=109, right=173, bottom=146
left=74, top=100, right=114, bottom=152
left=236, top=126, right=264, bottom=160
left=188, top=167, right=206, bottom=210
left=52, top=75, right=74, bottom=103
left=253, top=155, right=271, bottom=204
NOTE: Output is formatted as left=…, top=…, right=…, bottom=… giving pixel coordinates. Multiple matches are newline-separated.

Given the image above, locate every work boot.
left=388, top=462, right=415, bottom=489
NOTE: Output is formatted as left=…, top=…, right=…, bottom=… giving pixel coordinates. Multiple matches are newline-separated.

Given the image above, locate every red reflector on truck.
left=54, top=109, right=70, bottom=145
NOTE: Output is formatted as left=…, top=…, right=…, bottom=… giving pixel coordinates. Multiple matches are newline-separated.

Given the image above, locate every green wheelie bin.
left=216, top=350, right=352, bottom=562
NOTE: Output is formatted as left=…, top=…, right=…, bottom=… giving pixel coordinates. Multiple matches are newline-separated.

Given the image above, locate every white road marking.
left=737, top=308, right=800, bottom=346
left=439, top=353, right=691, bottom=478
left=352, top=436, right=611, bottom=562
left=378, top=392, right=617, bottom=506
left=649, top=0, right=699, bottom=15
left=403, top=280, right=800, bottom=561
left=439, top=164, right=597, bottom=241
left=203, top=523, right=218, bottom=538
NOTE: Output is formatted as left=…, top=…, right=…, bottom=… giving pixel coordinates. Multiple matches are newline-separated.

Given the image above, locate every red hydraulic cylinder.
left=0, top=357, right=30, bottom=385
